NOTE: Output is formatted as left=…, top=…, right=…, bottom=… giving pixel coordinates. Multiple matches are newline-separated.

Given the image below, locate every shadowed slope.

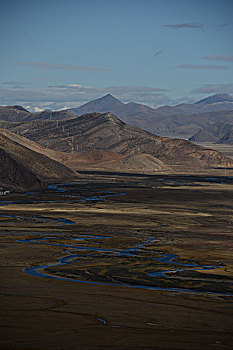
left=0, top=129, right=76, bottom=189
left=0, top=148, right=41, bottom=190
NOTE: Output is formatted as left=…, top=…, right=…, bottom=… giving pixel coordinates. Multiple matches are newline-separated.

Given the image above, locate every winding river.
left=1, top=181, right=233, bottom=298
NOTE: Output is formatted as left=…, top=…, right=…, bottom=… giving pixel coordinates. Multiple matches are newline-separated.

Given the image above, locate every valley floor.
left=0, top=172, right=233, bottom=350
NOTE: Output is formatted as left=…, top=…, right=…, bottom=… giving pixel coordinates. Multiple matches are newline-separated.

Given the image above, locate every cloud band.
left=14, top=62, right=111, bottom=72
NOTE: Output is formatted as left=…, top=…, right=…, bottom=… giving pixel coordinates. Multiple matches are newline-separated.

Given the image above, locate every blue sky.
left=1, top=0, right=233, bottom=110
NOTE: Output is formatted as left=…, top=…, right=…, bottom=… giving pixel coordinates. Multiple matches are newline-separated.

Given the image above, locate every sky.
left=0, top=0, right=233, bottom=111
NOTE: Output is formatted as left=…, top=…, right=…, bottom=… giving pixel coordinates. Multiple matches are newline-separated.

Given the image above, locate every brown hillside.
left=8, top=113, right=233, bottom=170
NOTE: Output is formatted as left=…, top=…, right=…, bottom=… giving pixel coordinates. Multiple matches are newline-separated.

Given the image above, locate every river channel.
left=1, top=178, right=233, bottom=299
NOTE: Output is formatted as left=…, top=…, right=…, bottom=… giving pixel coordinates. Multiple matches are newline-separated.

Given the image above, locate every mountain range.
left=5, top=112, right=233, bottom=170
left=68, top=93, right=233, bottom=139
left=1, top=94, right=233, bottom=185
left=1, top=93, right=233, bottom=140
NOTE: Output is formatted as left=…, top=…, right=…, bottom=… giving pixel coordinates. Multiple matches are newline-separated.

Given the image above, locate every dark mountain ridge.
left=70, top=94, right=157, bottom=117
left=189, top=121, right=233, bottom=143
left=218, top=129, right=233, bottom=144
left=195, top=94, right=233, bottom=105
left=68, top=94, right=233, bottom=138
left=0, top=105, right=30, bottom=122
left=70, top=93, right=233, bottom=116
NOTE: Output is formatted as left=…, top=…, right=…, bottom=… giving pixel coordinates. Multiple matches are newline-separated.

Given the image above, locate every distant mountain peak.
left=103, top=93, right=115, bottom=98
left=195, top=94, right=233, bottom=105
left=98, top=94, right=121, bottom=102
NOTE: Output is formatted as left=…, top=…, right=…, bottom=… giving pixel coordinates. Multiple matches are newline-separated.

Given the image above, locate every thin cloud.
left=105, top=86, right=168, bottom=93
left=32, top=78, right=64, bottom=82
left=8, top=86, right=25, bottom=90
left=1, top=81, right=26, bottom=85
left=165, top=23, right=203, bottom=29
left=68, top=84, right=83, bottom=87
left=13, top=62, right=111, bottom=72
left=177, top=64, right=229, bottom=70
left=0, top=84, right=171, bottom=111
left=202, top=55, right=233, bottom=62
left=175, top=96, right=197, bottom=104
left=153, top=50, right=163, bottom=57
left=192, top=83, right=233, bottom=94
left=215, top=22, right=233, bottom=28
left=46, top=85, right=168, bottom=93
